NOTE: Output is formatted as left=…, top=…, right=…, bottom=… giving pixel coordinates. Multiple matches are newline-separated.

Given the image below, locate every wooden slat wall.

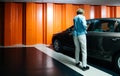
left=115, top=6, right=120, bottom=17
left=11, top=3, right=22, bottom=45
left=4, top=3, right=22, bottom=46
left=2, top=2, right=120, bottom=46
left=46, top=3, right=54, bottom=44
left=0, top=3, right=4, bottom=46
left=26, top=3, right=36, bottom=45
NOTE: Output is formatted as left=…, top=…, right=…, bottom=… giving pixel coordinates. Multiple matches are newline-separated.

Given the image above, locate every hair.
left=77, top=8, right=84, bottom=15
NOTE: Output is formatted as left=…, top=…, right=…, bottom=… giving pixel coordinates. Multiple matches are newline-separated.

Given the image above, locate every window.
left=87, top=20, right=120, bottom=32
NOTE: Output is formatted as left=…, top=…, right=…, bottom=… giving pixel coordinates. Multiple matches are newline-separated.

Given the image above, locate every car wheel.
left=53, top=39, right=62, bottom=52
left=113, top=53, right=120, bottom=72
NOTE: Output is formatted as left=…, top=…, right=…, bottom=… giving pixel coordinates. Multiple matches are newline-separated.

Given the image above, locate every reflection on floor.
left=0, top=44, right=119, bottom=76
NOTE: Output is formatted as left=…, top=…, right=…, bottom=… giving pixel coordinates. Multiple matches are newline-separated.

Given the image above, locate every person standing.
left=73, top=8, right=89, bottom=71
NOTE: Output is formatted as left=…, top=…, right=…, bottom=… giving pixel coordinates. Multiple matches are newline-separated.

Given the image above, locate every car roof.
left=87, top=18, right=120, bottom=21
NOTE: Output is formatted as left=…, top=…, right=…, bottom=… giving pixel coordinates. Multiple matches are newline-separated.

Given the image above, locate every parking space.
left=0, top=44, right=119, bottom=76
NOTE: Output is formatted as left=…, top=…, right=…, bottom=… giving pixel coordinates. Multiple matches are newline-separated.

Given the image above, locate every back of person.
left=73, top=8, right=89, bottom=71
left=74, top=15, right=86, bottom=33
left=73, top=14, right=87, bottom=36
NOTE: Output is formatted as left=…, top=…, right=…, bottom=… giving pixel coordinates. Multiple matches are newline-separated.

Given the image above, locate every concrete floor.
left=0, top=44, right=119, bottom=76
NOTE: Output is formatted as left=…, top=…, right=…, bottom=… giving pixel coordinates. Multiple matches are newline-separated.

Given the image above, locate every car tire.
left=113, top=53, right=120, bottom=73
left=53, top=39, right=62, bottom=52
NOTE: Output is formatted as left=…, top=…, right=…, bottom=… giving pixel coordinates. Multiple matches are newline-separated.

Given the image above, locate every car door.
left=87, top=19, right=120, bottom=60
left=102, top=20, right=120, bottom=57
left=87, top=19, right=102, bottom=57
left=87, top=19, right=111, bottom=59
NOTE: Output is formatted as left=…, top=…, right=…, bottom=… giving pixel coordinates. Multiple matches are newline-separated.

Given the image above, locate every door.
left=87, top=19, right=120, bottom=60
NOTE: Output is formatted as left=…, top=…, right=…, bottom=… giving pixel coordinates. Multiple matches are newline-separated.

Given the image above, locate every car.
left=52, top=18, right=120, bottom=72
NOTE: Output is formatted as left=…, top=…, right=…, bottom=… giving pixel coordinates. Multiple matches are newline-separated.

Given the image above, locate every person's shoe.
left=81, top=66, right=89, bottom=71
left=75, top=62, right=80, bottom=67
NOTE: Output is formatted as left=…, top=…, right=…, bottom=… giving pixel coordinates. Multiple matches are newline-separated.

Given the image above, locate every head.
left=76, top=8, right=84, bottom=15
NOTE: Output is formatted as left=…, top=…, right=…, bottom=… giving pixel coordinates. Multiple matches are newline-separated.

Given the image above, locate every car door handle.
left=112, top=38, right=120, bottom=41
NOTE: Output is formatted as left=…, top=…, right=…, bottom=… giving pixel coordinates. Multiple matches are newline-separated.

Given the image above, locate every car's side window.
left=91, top=20, right=120, bottom=32
left=93, top=20, right=103, bottom=32
left=102, top=21, right=120, bottom=32
left=87, top=20, right=120, bottom=32
left=87, top=20, right=99, bottom=31
left=104, top=21, right=116, bottom=32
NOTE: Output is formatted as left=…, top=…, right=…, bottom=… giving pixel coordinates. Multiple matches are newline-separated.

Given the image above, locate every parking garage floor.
left=0, top=44, right=119, bottom=76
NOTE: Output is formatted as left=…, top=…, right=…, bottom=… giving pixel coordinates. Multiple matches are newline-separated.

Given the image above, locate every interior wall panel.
left=106, top=6, right=110, bottom=18
left=4, top=3, right=11, bottom=46
left=61, top=4, right=66, bottom=31
left=0, top=3, right=4, bottom=46
left=110, top=6, right=116, bottom=18
left=26, top=3, right=36, bottom=45
left=101, top=6, right=107, bottom=18
left=11, top=3, right=22, bottom=45
left=72, top=4, right=81, bottom=17
left=115, top=6, right=120, bottom=17
left=65, top=4, right=74, bottom=28
left=36, top=3, right=43, bottom=44
left=4, top=3, right=22, bottom=46
left=90, top=6, right=95, bottom=19
left=46, top=3, right=53, bottom=44
left=94, top=6, right=102, bottom=18
left=83, top=5, right=91, bottom=19
left=3, top=2, right=120, bottom=46
left=22, top=3, right=26, bottom=45
left=53, top=4, right=62, bottom=34
left=26, top=3, right=46, bottom=45
left=42, top=3, right=47, bottom=44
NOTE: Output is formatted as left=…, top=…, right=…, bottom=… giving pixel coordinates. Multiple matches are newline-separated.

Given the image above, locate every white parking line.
left=35, top=44, right=113, bottom=76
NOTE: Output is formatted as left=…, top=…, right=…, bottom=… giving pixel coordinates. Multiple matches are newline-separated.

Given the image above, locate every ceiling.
left=1, top=0, right=120, bottom=6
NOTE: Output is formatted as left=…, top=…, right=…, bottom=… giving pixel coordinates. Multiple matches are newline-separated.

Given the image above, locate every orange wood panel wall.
left=65, top=4, right=74, bottom=28
left=26, top=3, right=47, bottom=45
left=46, top=3, right=53, bottom=44
left=4, top=3, right=11, bottom=46
left=90, top=6, right=95, bottom=19
left=61, top=4, right=66, bottom=31
left=106, top=6, right=110, bottom=18
left=22, top=3, right=26, bottom=45
left=53, top=4, right=63, bottom=34
left=26, top=3, right=36, bottom=45
left=36, top=3, right=44, bottom=44
left=115, top=6, right=120, bottom=17
left=92, top=5, right=120, bottom=18
left=110, top=6, right=116, bottom=18
left=4, top=3, right=22, bottom=46
left=11, top=3, right=22, bottom=45
left=0, top=3, right=4, bottom=46
left=42, top=3, right=47, bottom=44
left=94, top=6, right=102, bottom=18
left=3, top=2, right=120, bottom=46
left=83, top=5, right=91, bottom=19
left=101, top=6, right=107, bottom=18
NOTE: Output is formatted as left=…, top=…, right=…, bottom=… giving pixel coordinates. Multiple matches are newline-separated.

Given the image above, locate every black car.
left=52, top=18, right=120, bottom=72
